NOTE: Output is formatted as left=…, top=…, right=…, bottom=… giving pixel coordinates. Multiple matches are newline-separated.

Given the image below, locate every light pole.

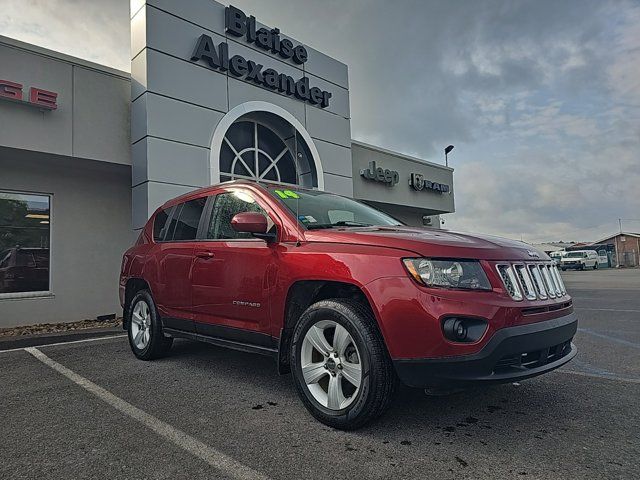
left=444, top=145, right=454, bottom=167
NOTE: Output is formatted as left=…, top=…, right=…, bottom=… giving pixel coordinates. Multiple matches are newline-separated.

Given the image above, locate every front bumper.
left=393, top=312, right=577, bottom=388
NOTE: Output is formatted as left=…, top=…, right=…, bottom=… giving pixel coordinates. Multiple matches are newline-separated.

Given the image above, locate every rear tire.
left=126, top=290, right=173, bottom=360
left=290, top=299, right=397, bottom=430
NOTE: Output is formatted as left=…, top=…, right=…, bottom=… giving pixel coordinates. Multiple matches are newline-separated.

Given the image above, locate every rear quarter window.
left=153, top=208, right=171, bottom=242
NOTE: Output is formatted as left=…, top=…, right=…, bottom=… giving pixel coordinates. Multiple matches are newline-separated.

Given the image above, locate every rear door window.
left=171, top=198, right=207, bottom=241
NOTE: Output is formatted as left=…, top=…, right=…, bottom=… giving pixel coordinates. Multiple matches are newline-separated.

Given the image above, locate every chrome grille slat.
left=546, top=265, right=562, bottom=297
left=539, top=264, right=556, bottom=298
left=528, top=264, right=547, bottom=299
left=514, top=264, right=536, bottom=300
left=551, top=265, right=566, bottom=295
left=496, top=264, right=523, bottom=301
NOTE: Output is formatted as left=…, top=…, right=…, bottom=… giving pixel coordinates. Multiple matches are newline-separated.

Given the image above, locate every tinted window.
left=170, top=198, right=206, bottom=241
left=153, top=208, right=171, bottom=241
left=207, top=191, right=269, bottom=240
left=0, top=192, right=51, bottom=294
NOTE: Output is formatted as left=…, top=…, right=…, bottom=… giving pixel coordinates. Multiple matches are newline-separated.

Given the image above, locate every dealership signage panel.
left=360, top=160, right=450, bottom=194
left=190, top=5, right=332, bottom=108
left=0, top=79, right=58, bottom=110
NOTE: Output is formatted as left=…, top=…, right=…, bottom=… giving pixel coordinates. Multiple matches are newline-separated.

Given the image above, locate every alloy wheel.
left=130, top=300, right=151, bottom=349
left=300, top=320, right=362, bottom=410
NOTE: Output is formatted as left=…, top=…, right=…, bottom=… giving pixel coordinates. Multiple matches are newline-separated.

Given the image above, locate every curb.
left=0, top=326, right=124, bottom=351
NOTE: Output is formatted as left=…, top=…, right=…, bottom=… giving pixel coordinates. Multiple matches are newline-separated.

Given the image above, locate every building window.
left=220, top=120, right=298, bottom=185
left=0, top=192, right=51, bottom=295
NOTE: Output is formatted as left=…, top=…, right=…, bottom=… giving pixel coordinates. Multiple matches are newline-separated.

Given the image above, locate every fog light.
left=442, top=317, right=488, bottom=343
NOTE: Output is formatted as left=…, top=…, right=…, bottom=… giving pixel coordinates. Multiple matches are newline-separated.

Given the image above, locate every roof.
left=351, top=140, right=454, bottom=172
left=0, top=35, right=130, bottom=79
left=591, top=232, right=640, bottom=245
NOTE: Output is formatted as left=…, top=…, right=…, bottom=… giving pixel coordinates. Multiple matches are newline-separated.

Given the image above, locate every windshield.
left=566, top=251, right=586, bottom=258
left=267, top=187, right=403, bottom=229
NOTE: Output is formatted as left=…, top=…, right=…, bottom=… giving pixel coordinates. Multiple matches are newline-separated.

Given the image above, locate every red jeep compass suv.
left=120, top=180, right=577, bottom=429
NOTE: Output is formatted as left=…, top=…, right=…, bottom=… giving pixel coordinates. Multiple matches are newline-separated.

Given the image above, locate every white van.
left=549, top=251, right=566, bottom=266
left=560, top=250, right=599, bottom=271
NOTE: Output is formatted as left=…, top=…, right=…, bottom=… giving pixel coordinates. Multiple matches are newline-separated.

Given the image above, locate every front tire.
left=290, top=299, right=397, bottom=430
left=126, top=290, right=173, bottom=360
left=594, top=262, right=598, bottom=270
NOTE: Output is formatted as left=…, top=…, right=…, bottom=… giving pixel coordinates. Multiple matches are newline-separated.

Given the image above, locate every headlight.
left=402, top=258, right=492, bottom=290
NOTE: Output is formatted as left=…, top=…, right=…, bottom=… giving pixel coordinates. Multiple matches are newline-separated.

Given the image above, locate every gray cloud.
left=3, top=0, right=639, bottom=241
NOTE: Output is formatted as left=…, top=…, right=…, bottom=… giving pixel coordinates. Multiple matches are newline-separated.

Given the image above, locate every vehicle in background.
left=0, top=247, right=49, bottom=293
left=549, top=251, right=566, bottom=266
left=596, top=250, right=609, bottom=267
left=560, top=250, right=599, bottom=271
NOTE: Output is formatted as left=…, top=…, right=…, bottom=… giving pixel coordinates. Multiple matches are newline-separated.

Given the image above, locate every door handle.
left=195, top=251, right=215, bottom=259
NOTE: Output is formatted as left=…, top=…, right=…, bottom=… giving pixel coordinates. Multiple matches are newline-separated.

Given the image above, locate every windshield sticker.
left=305, top=215, right=317, bottom=223
left=275, top=189, right=300, bottom=199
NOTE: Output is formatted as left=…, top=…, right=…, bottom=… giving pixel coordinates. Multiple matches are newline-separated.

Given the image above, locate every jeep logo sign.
left=360, top=161, right=399, bottom=186
left=409, top=173, right=450, bottom=193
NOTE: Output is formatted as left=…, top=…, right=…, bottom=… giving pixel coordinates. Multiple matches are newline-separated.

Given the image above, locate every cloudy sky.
left=2, top=0, right=639, bottom=242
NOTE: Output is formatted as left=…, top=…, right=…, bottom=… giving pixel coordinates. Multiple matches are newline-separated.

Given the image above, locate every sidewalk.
left=0, top=325, right=124, bottom=351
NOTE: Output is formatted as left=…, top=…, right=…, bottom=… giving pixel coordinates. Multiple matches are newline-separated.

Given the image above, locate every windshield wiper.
left=306, top=220, right=373, bottom=230
left=332, top=221, right=373, bottom=227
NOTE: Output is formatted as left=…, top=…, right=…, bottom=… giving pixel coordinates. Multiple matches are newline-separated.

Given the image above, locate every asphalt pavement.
left=1, top=269, right=638, bottom=479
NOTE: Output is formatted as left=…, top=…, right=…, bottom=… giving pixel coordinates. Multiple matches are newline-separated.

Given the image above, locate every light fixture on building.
left=444, top=145, right=454, bottom=167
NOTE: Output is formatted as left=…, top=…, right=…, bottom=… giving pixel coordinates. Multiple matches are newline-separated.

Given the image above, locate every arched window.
left=212, top=103, right=322, bottom=189
left=220, top=120, right=298, bottom=185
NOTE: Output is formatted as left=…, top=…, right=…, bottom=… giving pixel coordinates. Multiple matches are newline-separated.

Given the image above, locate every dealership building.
left=0, top=0, right=455, bottom=327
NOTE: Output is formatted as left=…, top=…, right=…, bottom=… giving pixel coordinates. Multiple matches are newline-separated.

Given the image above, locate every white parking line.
left=574, top=307, right=640, bottom=313
left=577, top=327, right=640, bottom=350
left=0, top=334, right=127, bottom=354
left=25, top=347, right=270, bottom=480
left=558, top=370, right=640, bottom=384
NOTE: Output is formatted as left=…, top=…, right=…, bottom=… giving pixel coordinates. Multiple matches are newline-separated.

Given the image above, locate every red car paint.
left=120, top=181, right=575, bottom=382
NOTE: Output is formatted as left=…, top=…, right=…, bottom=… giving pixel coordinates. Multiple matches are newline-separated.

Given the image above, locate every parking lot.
left=1, top=269, right=638, bottom=479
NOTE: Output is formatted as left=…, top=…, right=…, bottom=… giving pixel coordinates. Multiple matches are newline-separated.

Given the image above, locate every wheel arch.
left=277, top=279, right=384, bottom=374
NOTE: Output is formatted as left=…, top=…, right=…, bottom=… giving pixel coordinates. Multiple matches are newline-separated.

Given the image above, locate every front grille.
left=496, top=262, right=566, bottom=301
left=493, top=339, right=573, bottom=374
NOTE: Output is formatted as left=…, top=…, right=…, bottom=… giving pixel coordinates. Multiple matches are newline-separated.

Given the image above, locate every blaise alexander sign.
left=191, top=5, right=332, bottom=108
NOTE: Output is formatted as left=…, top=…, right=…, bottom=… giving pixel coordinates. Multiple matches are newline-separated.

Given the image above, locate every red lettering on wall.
left=29, top=87, right=58, bottom=110
left=0, top=80, right=23, bottom=100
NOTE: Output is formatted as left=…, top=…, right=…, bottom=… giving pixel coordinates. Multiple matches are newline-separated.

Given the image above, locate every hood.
left=303, top=226, right=549, bottom=261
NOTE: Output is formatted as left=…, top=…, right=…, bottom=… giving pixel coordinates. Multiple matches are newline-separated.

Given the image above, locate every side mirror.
left=230, top=212, right=276, bottom=241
